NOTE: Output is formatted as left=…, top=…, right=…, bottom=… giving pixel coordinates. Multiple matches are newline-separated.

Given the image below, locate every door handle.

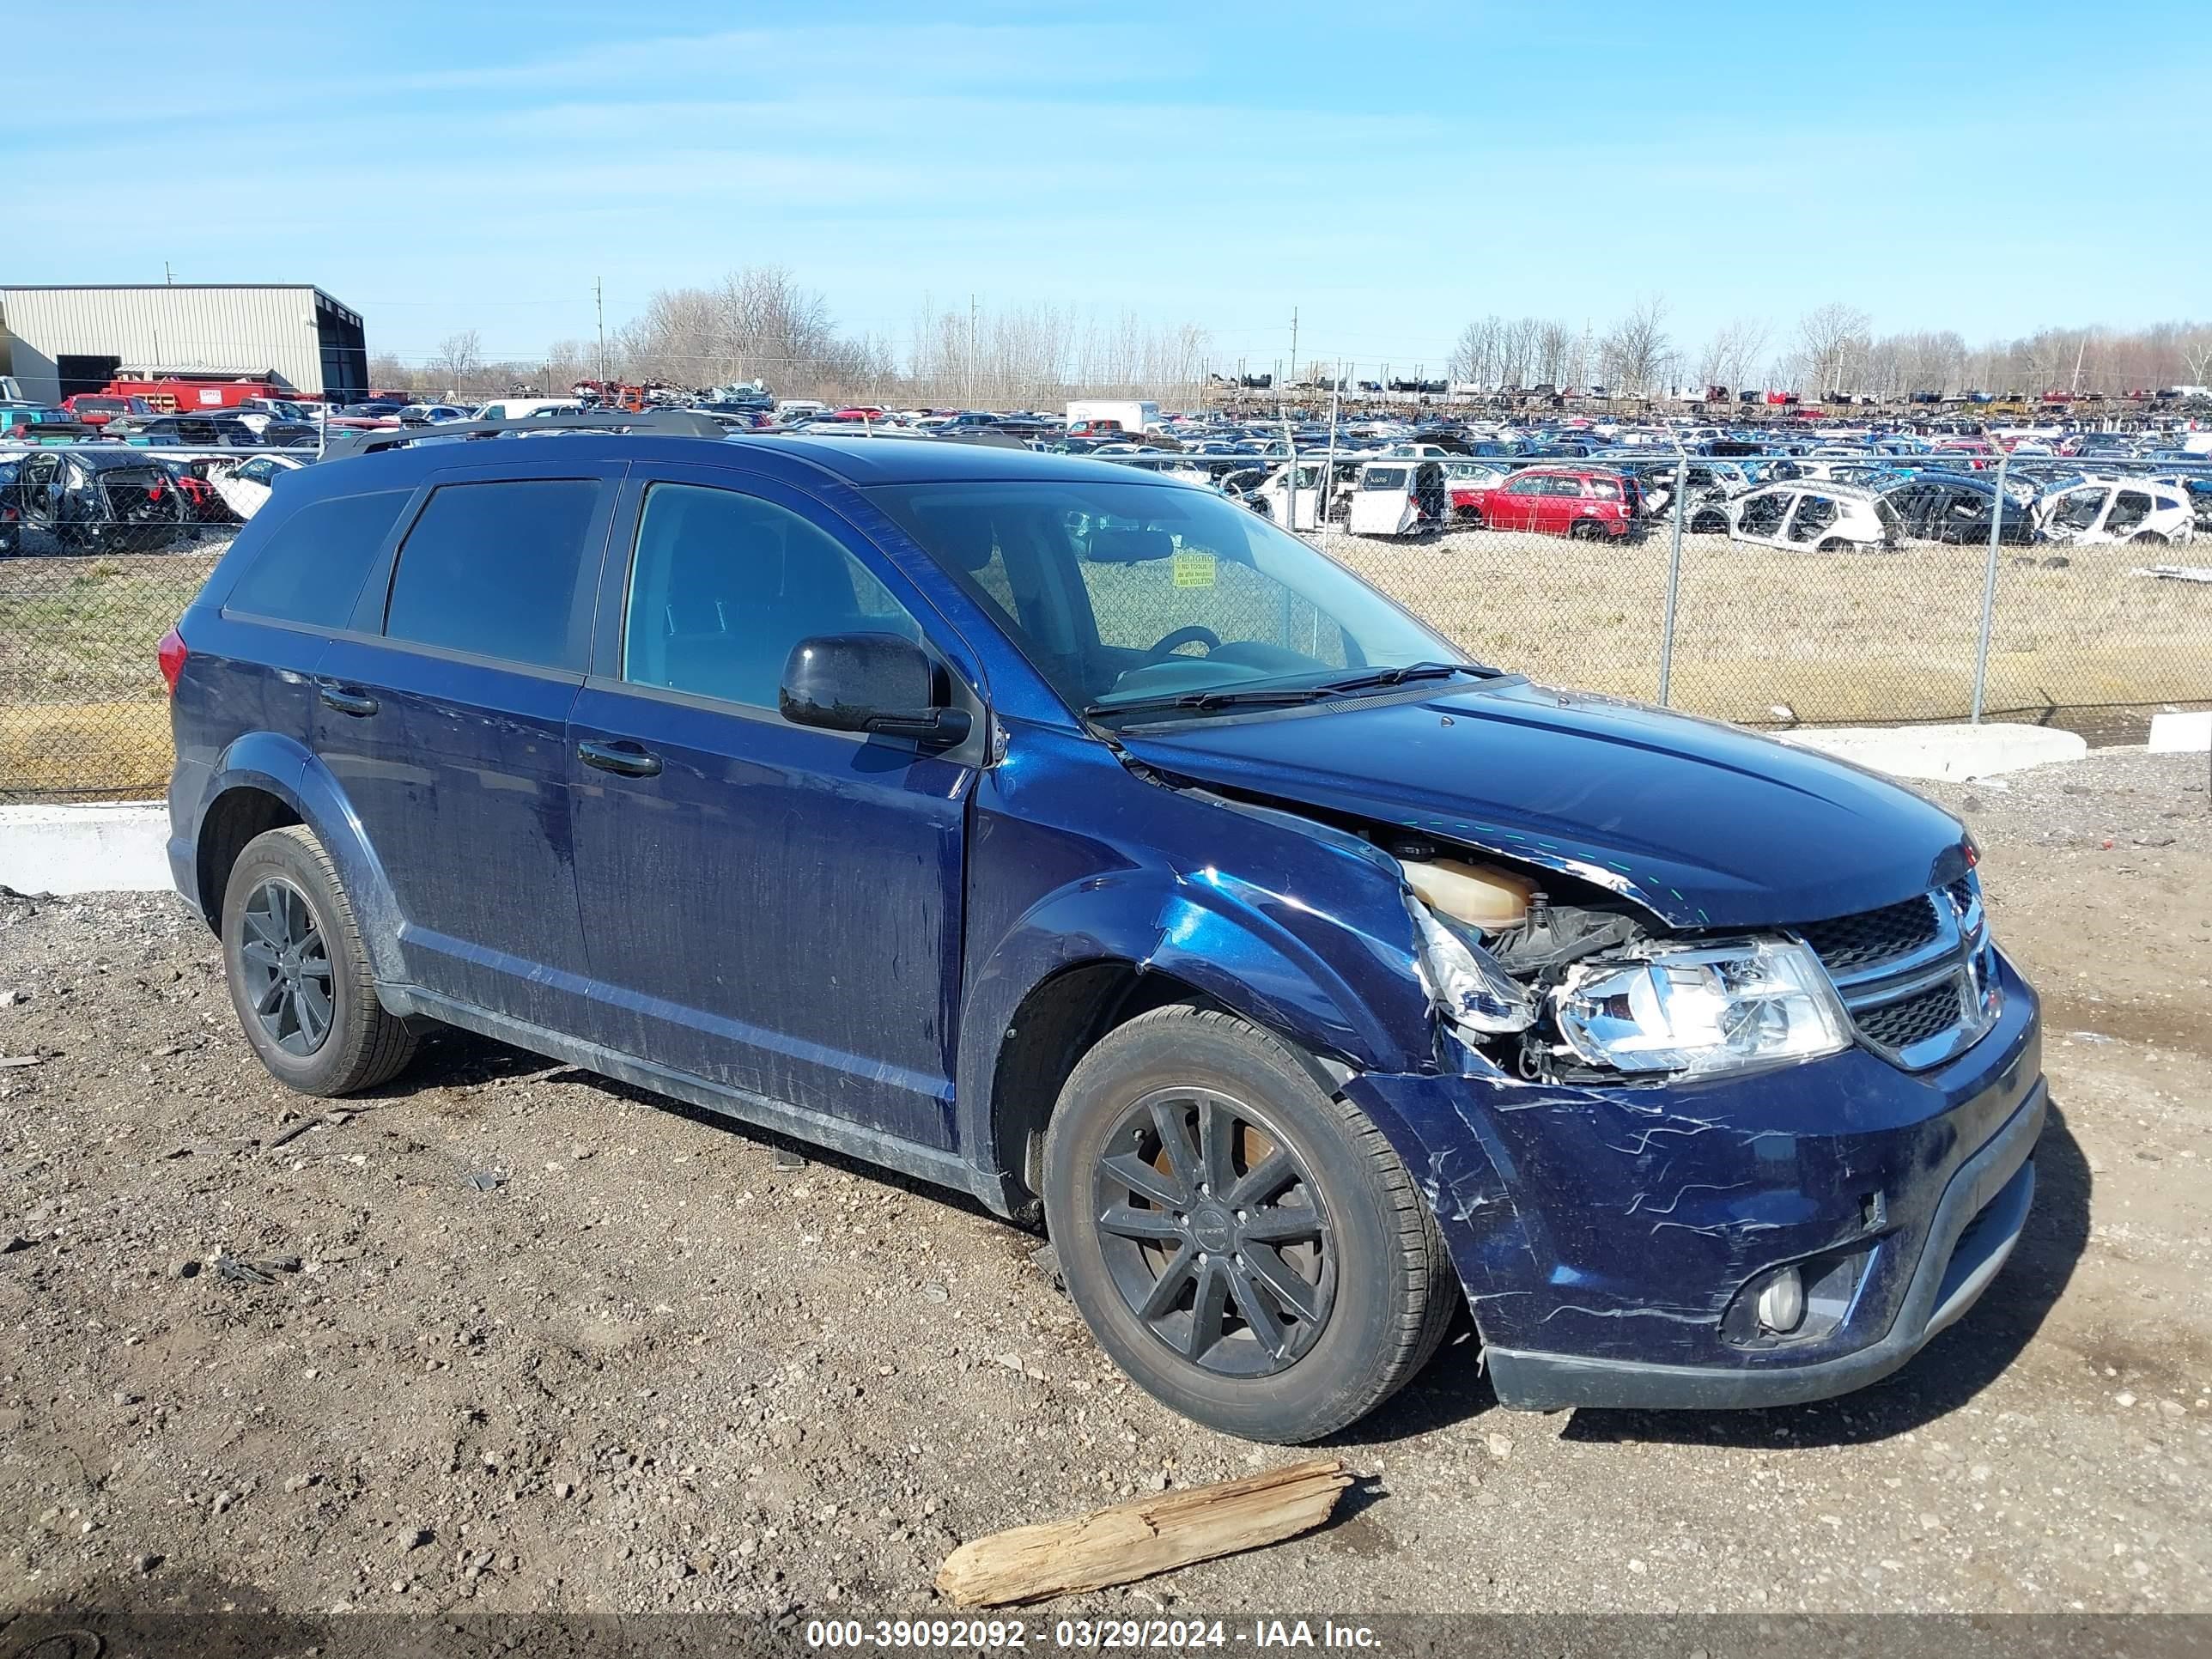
left=317, top=683, right=380, bottom=718
left=577, top=737, right=662, bottom=778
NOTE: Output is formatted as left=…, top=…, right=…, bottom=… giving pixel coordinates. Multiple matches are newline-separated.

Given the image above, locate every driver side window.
left=623, top=483, right=921, bottom=714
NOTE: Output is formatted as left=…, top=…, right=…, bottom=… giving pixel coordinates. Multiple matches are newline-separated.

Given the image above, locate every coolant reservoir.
left=1401, top=857, right=1536, bottom=932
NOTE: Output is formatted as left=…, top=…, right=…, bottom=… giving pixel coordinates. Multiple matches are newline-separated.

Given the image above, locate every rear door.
left=563, top=461, right=981, bottom=1147
left=310, top=457, right=623, bottom=1033
left=1488, top=472, right=1544, bottom=531
left=1532, top=474, right=1580, bottom=534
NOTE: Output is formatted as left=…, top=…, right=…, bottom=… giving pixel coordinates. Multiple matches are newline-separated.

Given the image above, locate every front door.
left=565, top=465, right=978, bottom=1149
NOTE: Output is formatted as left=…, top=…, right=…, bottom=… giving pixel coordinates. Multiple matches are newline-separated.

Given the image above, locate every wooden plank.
left=935, top=1456, right=1352, bottom=1607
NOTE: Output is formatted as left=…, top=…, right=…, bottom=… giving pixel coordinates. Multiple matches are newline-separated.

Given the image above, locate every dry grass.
left=1, top=528, right=2206, bottom=800
left=0, top=699, right=174, bottom=799
left=1327, top=526, right=2212, bottom=723
left=0, top=550, right=216, bottom=799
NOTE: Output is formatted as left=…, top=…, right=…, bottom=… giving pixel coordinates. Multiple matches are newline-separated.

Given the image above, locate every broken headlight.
left=1551, top=939, right=1850, bottom=1078
left=1411, top=901, right=1535, bottom=1036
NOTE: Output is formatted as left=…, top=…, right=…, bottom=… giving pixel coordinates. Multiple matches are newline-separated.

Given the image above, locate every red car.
left=1449, top=465, right=1644, bottom=538
left=60, top=394, right=156, bottom=428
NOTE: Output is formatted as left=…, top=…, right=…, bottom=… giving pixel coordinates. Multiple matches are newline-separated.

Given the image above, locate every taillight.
left=158, top=626, right=187, bottom=696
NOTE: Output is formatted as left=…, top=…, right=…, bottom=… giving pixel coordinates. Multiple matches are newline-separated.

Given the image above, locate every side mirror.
left=779, top=633, right=971, bottom=749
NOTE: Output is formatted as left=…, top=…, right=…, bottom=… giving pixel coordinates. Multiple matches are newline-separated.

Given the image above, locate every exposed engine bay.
left=1385, top=835, right=1665, bottom=1085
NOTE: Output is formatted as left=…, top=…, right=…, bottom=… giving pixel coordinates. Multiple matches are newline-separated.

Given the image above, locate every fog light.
left=1756, top=1266, right=1806, bottom=1334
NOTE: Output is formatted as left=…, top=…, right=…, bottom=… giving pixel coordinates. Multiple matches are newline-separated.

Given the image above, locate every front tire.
left=221, top=826, right=416, bottom=1097
left=1043, top=1005, right=1455, bottom=1443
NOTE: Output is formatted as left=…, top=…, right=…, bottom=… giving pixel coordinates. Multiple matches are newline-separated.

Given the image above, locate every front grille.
left=1796, top=872, right=2000, bottom=1070
left=1856, top=982, right=1966, bottom=1051
left=1797, top=893, right=1941, bottom=971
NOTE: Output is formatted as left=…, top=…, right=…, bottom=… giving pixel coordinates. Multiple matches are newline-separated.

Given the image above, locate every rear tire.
left=221, top=826, right=416, bottom=1097
left=1043, top=1005, right=1455, bottom=1443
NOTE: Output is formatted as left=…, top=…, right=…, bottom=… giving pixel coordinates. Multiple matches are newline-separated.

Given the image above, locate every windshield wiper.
left=1084, top=684, right=1325, bottom=719
left=1303, top=660, right=1498, bottom=696
left=1085, top=661, right=1497, bottom=721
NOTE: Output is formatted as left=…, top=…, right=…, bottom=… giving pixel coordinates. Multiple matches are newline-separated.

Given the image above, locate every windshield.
left=872, top=478, right=1463, bottom=718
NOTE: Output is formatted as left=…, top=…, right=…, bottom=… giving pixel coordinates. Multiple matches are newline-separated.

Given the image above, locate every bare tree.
left=2179, top=327, right=2212, bottom=388
left=1694, top=318, right=1768, bottom=393
left=428, top=330, right=483, bottom=398
left=1792, top=303, right=1871, bottom=398
left=1599, top=295, right=1673, bottom=397
left=367, top=351, right=416, bottom=393
left=1533, top=320, right=1575, bottom=388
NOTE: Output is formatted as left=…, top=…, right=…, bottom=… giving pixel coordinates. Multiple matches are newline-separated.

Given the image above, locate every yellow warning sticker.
left=1171, top=550, right=1217, bottom=587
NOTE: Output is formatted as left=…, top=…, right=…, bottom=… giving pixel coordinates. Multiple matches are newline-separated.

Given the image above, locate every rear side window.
left=383, top=480, right=601, bottom=669
left=225, top=489, right=410, bottom=627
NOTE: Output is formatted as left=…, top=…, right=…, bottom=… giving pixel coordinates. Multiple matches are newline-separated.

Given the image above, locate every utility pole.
left=594, top=276, right=606, bottom=386
left=968, top=294, right=978, bottom=408
left=1289, top=307, right=1298, bottom=393
left=163, top=261, right=173, bottom=285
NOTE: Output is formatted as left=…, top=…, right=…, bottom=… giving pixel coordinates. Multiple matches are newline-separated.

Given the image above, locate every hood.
left=1117, top=680, right=1970, bottom=929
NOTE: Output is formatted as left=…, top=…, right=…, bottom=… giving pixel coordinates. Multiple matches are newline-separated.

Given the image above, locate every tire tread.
left=227, top=826, right=415, bottom=1096
left=1052, top=1003, right=1457, bottom=1440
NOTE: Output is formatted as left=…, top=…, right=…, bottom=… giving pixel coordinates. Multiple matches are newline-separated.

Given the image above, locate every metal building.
left=0, top=284, right=368, bottom=404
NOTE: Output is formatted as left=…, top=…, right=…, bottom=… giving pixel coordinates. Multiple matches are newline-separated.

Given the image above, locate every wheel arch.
left=957, top=872, right=1416, bottom=1218
left=185, top=735, right=408, bottom=982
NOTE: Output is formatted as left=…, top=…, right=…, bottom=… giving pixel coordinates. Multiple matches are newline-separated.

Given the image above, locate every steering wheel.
left=1145, top=625, right=1221, bottom=661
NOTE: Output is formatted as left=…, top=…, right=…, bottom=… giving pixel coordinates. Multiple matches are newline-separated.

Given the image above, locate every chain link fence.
left=1, top=441, right=2207, bottom=802
left=1310, top=448, right=2212, bottom=729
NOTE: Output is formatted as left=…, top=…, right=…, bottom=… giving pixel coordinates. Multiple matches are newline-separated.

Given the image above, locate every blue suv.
left=161, top=420, right=2044, bottom=1442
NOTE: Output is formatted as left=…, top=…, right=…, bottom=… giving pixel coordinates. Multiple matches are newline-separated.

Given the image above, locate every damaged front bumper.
left=1344, top=952, right=2044, bottom=1412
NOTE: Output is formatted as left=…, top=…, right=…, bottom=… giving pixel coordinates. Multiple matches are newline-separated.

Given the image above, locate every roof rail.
left=320, top=408, right=730, bottom=460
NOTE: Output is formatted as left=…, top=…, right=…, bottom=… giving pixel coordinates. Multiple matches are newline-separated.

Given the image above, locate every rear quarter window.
left=381, top=478, right=603, bottom=669
left=222, top=489, right=411, bottom=628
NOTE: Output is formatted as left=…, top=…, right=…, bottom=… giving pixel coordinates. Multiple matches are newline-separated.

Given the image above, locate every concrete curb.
left=0, top=802, right=172, bottom=896
left=1772, top=722, right=2087, bottom=782
left=2148, top=711, right=2212, bottom=754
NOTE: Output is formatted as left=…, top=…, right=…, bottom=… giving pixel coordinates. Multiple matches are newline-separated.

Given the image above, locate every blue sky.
left=5, top=3, right=2206, bottom=372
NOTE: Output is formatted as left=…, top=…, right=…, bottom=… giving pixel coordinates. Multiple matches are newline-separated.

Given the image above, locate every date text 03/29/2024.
left=803, top=1617, right=1382, bottom=1650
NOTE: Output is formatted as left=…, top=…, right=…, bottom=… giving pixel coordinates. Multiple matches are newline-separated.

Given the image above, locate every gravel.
left=0, top=745, right=2206, bottom=1618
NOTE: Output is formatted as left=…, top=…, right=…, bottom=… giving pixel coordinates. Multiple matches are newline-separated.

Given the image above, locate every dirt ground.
left=0, top=744, right=2209, bottom=1626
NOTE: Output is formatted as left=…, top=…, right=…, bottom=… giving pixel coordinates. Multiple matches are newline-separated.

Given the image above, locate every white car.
left=1727, top=481, right=1900, bottom=552
left=209, top=453, right=310, bottom=521
left=1346, top=459, right=1448, bottom=537
left=2035, top=477, right=2197, bottom=545
left=475, top=398, right=584, bottom=422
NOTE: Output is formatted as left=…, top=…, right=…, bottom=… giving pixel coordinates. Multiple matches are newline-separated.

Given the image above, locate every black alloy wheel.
left=1090, top=1086, right=1336, bottom=1376
left=236, top=877, right=334, bottom=1056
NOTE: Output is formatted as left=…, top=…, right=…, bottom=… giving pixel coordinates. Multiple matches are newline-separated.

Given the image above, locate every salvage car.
left=2148, top=471, right=2212, bottom=535
left=9, top=447, right=195, bottom=551
left=1613, top=459, right=1752, bottom=532
left=2035, top=477, right=2197, bottom=545
left=131, top=410, right=318, bottom=448
left=0, top=459, right=18, bottom=555
left=1728, top=481, right=1901, bottom=552
left=1449, top=465, right=1643, bottom=538
left=1346, top=459, right=1449, bottom=537
left=163, top=422, right=2045, bottom=1442
left=205, top=453, right=312, bottom=522
left=1878, top=472, right=2036, bottom=544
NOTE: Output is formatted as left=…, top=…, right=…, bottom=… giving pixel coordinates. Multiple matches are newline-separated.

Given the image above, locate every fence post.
left=1319, top=383, right=1340, bottom=549
left=1970, top=445, right=2010, bottom=723
left=1657, top=451, right=1687, bottom=706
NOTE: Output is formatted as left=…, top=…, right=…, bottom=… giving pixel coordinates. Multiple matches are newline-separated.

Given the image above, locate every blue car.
left=161, top=422, right=2044, bottom=1441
